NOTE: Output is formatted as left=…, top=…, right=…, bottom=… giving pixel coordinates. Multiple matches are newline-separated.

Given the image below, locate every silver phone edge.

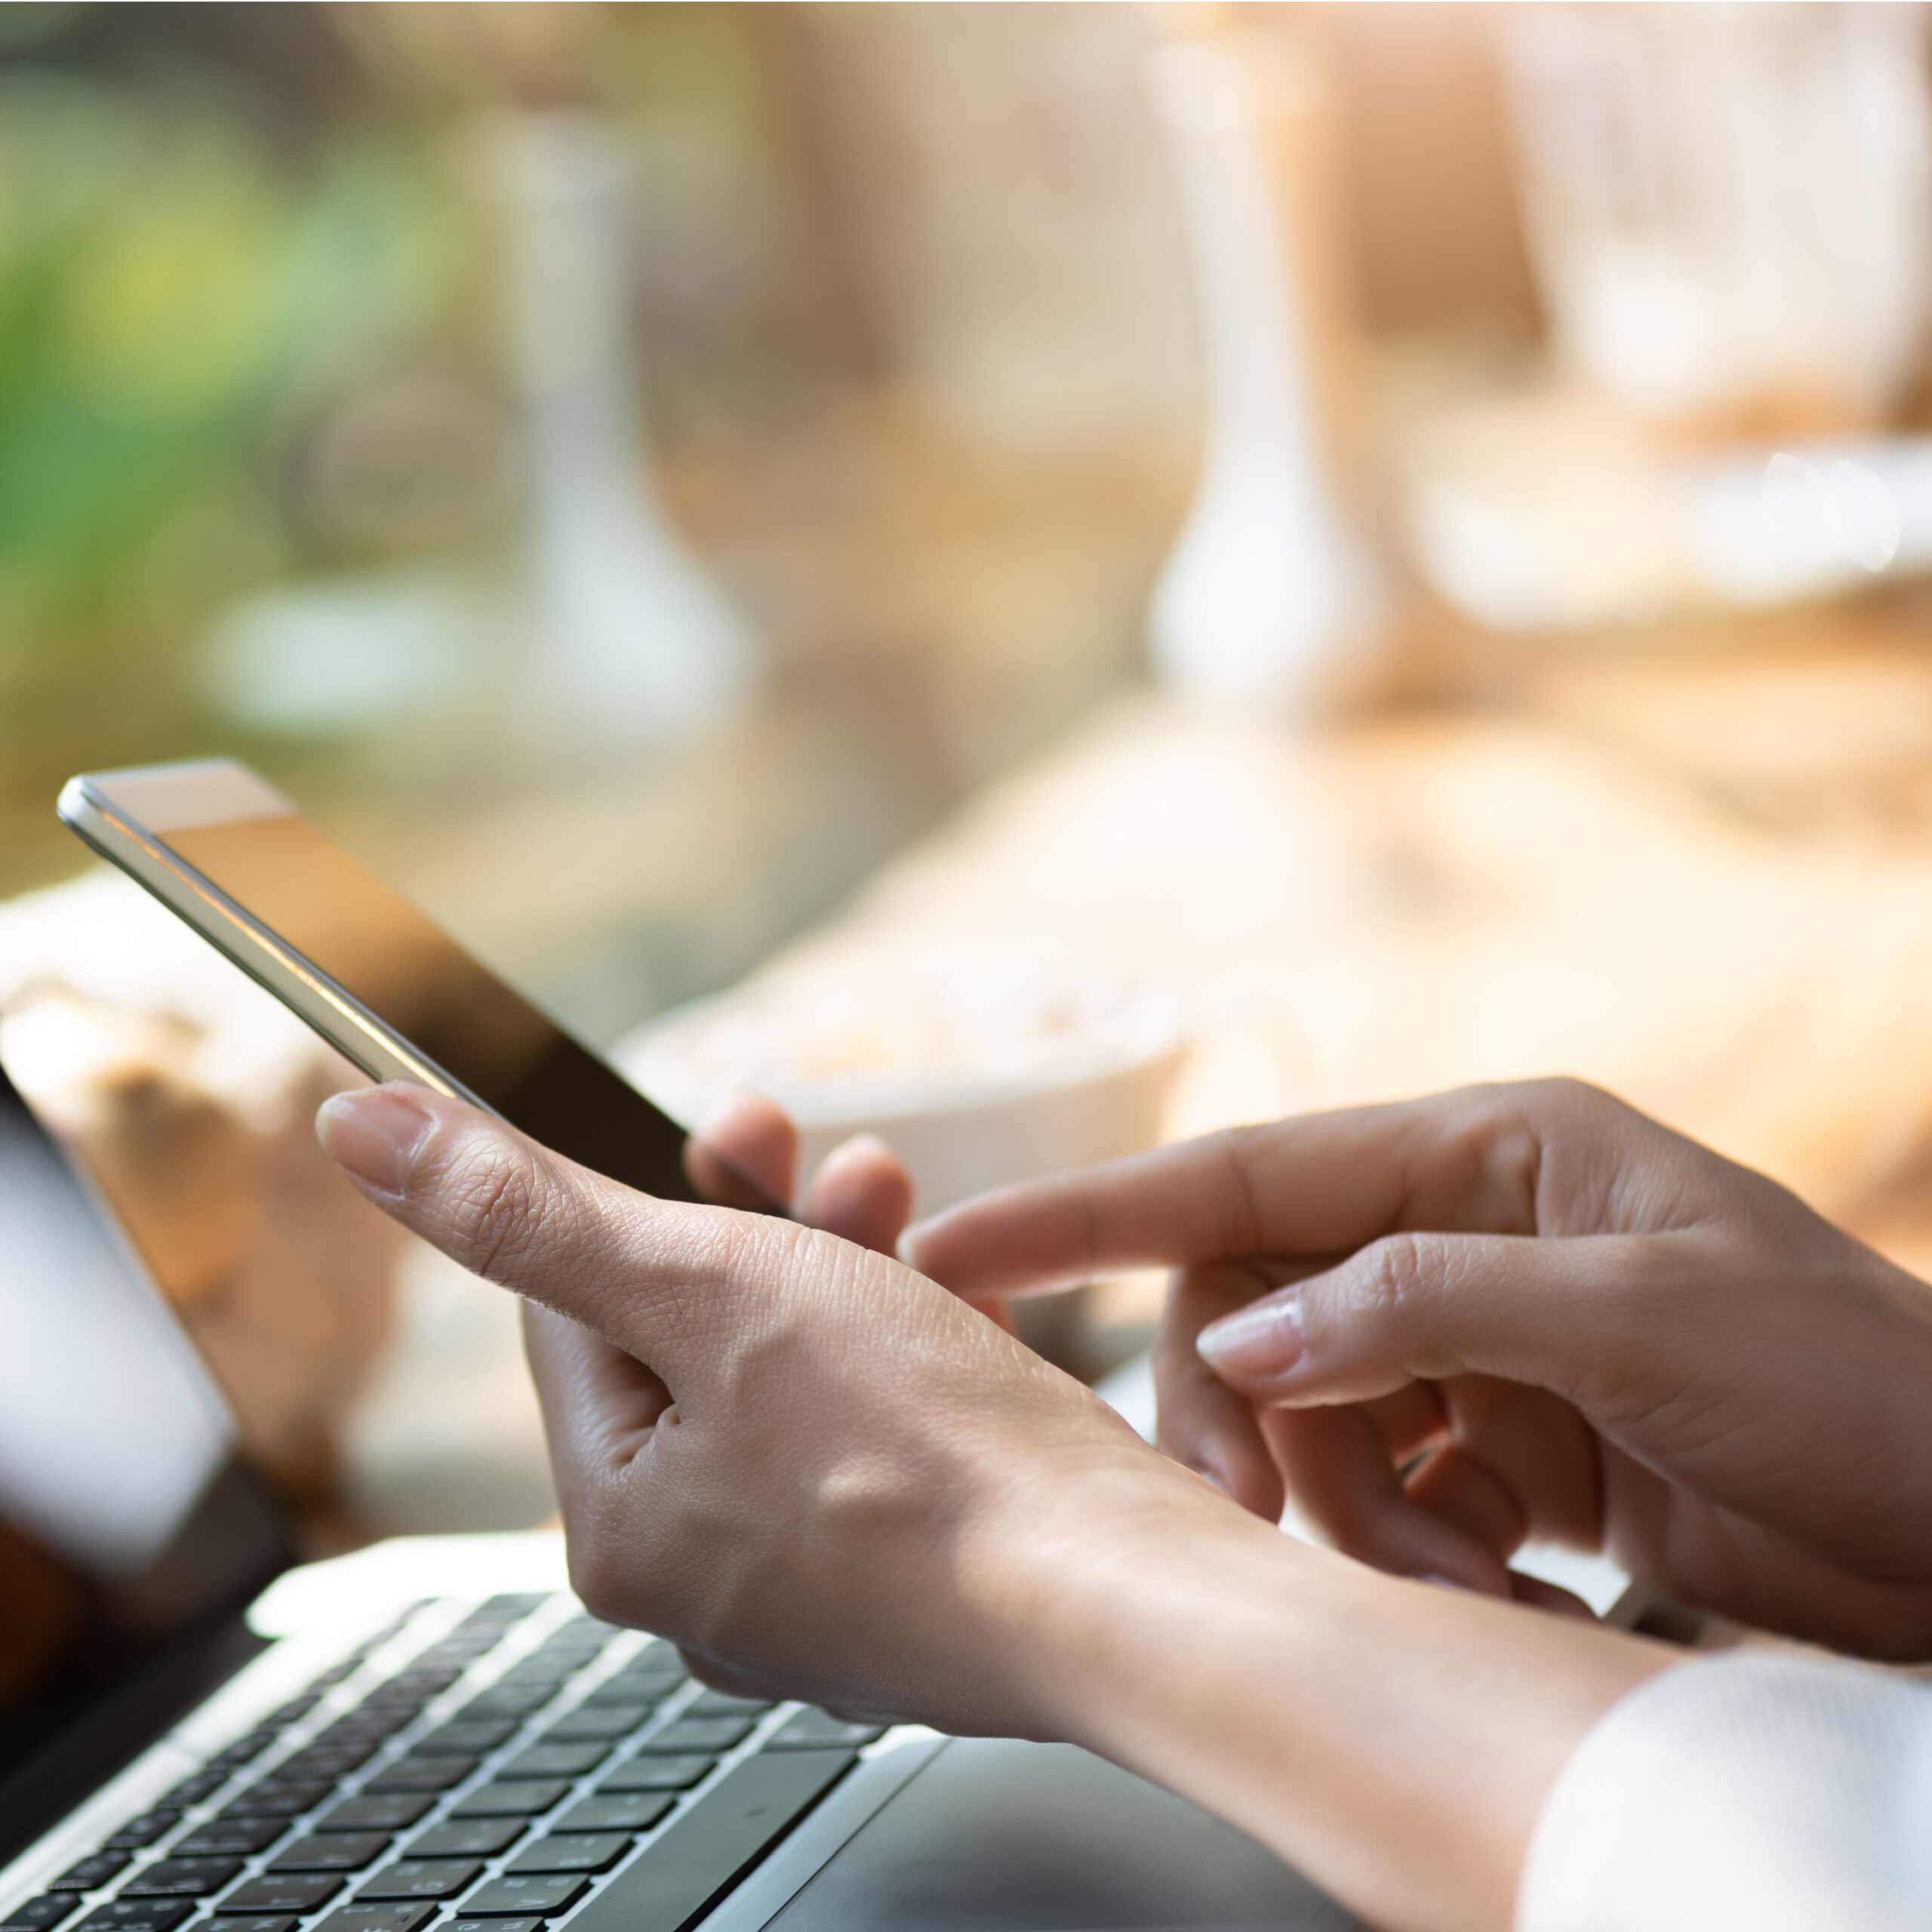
left=56, top=777, right=496, bottom=1115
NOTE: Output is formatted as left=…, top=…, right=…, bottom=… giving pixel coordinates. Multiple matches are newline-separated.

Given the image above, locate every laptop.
left=0, top=1059, right=1350, bottom=1932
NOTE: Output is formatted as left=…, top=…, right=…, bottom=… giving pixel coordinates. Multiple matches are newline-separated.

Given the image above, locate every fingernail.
left=316, top=1085, right=435, bottom=1198
left=1197, top=1294, right=1303, bottom=1374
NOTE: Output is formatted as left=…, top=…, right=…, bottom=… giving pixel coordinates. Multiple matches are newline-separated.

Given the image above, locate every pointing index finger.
left=903, top=1083, right=1590, bottom=1298
left=903, top=1111, right=1424, bottom=1296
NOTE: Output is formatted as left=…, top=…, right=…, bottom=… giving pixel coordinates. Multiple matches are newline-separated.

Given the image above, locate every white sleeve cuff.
left=1515, top=1649, right=1932, bottom=1932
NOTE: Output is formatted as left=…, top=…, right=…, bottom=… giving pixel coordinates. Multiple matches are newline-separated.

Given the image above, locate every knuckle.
left=1351, top=1230, right=1439, bottom=1327
left=675, top=1213, right=791, bottom=1339
left=1604, top=1230, right=1679, bottom=1312
left=444, top=1144, right=542, bottom=1281
left=1420, top=1084, right=1553, bottom=1229
left=1531, top=1074, right=1615, bottom=1121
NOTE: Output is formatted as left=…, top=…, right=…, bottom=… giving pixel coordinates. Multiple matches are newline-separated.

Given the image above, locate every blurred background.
left=11, top=2, right=1932, bottom=1564
left=0, top=0, right=1203, bottom=1020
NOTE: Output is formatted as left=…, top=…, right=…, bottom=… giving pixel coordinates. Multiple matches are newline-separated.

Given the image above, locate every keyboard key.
left=209, top=1731, right=278, bottom=1770
left=762, top=1710, right=888, bottom=1751
left=534, top=1638, right=609, bottom=1665
left=595, top=1658, right=682, bottom=1691
left=353, top=1862, right=483, bottom=1902
left=622, top=1643, right=682, bottom=1673
left=546, top=1616, right=620, bottom=1646
left=349, top=1687, right=429, bottom=1716
left=454, top=1875, right=586, bottom=1918
left=269, top=1834, right=392, bottom=1872
left=476, top=1594, right=549, bottom=1622
left=536, top=1709, right=645, bottom=1745
left=555, top=1795, right=673, bottom=1835
left=455, top=1688, right=552, bottom=1721
left=391, top=1666, right=465, bottom=1690
left=491, top=1661, right=571, bottom=1692
left=580, top=1684, right=673, bottom=1712
left=104, top=1814, right=181, bottom=1852
left=2, top=1897, right=78, bottom=1931
left=311, top=1796, right=434, bottom=1834
left=564, top=1750, right=856, bottom=1932
left=497, top=1745, right=607, bottom=1780
left=173, top=1820, right=287, bottom=1857
left=50, top=1852, right=130, bottom=1890
left=72, top=1903, right=193, bottom=1932
left=121, top=1859, right=244, bottom=1897
left=196, top=1918, right=291, bottom=1932
left=365, top=1756, right=477, bottom=1792
left=504, top=1834, right=631, bottom=1875
left=408, top=1642, right=491, bottom=1670
left=637, top=1718, right=753, bottom=1755
left=403, top=1822, right=524, bottom=1860
left=310, top=1909, right=437, bottom=1932
left=604, top=1669, right=685, bottom=1699
left=314, top=1712, right=414, bottom=1746
left=595, top=1757, right=714, bottom=1792
left=269, top=1698, right=321, bottom=1727
left=217, top=1781, right=332, bottom=1819
left=274, top=1745, right=377, bottom=1781
left=366, top=1671, right=461, bottom=1703
left=415, top=1720, right=517, bottom=1757
left=214, top=1875, right=343, bottom=1914
left=446, top=1918, right=543, bottom=1932
left=685, top=1694, right=773, bottom=1718
left=162, top=1770, right=230, bottom=1809
left=448, top=1782, right=571, bottom=1819
left=495, top=1660, right=580, bottom=1689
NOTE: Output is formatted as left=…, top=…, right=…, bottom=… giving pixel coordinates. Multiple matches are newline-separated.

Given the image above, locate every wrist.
left=978, top=1450, right=1670, bottom=1932
left=977, top=1446, right=1278, bottom=1747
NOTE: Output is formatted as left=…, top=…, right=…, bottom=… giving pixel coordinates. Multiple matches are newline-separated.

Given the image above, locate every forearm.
left=1002, top=1476, right=1672, bottom=1932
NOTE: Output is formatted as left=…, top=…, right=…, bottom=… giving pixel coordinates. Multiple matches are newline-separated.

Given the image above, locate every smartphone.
left=58, top=759, right=783, bottom=1212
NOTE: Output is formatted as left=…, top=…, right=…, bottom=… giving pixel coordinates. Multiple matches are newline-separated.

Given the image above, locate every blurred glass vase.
left=500, top=112, right=758, bottom=748
left=1144, top=33, right=1383, bottom=706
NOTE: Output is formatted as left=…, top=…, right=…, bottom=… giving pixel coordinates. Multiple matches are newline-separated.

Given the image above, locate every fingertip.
left=807, top=1132, right=915, bottom=1254
left=1195, top=1292, right=1304, bottom=1384
left=315, top=1081, right=436, bottom=1199
left=814, top=1133, right=906, bottom=1199
left=689, top=1091, right=797, bottom=1208
left=898, top=1203, right=986, bottom=1284
left=896, top=1210, right=945, bottom=1276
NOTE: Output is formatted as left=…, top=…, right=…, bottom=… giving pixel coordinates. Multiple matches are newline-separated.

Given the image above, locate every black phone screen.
left=160, top=814, right=748, bottom=1208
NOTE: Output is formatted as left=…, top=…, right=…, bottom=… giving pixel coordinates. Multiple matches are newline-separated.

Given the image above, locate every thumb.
left=1196, top=1228, right=1671, bottom=1409
left=317, top=1082, right=795, bottom=1369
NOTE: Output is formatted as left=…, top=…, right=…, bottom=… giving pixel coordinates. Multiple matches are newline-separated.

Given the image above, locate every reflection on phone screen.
left=164, top=814, right=740, bottom=1206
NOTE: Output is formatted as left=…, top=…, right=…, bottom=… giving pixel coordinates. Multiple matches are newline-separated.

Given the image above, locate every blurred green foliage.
left=0, top=72, right=461, bottom=665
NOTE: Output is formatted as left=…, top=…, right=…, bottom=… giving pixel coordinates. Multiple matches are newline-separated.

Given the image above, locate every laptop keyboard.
left=2, top=1595, right=884, bottom=1932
